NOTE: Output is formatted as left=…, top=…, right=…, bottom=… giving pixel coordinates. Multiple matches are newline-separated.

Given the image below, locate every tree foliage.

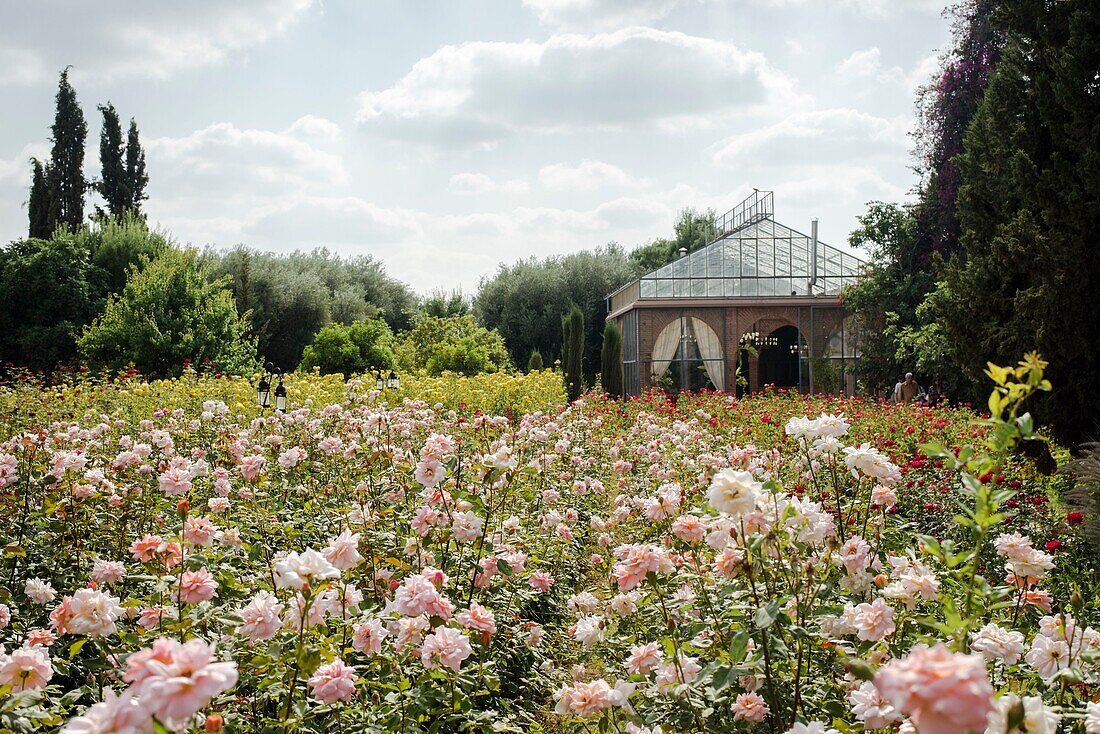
left=394, top=314, right=512, bottom=377
left=421, top=289, right=469, bottom=318
left=912, top=0, right=1002, bottom=259
left=942, top=0, right=1100, bottom=443
left=79, top=248, right=257, bottom=377
left=46, top=68, right=88, bottom=233
left=95, top=104, right=148, bottom=219
left=474, top=245, right=636, bottom=380
left=299, top=318, right=394, bottom=377
left=562, top=304, right=585, bottom=401
left=600, top=320, right=623, bottom=397
left=628, top=208, right=717, bottom=272
left=0, top=217, right=167, bottom=371
left=27, top=159, right=50, bottom=239
left=208, top=247, right=416, bottom=370
left=847, top=1, right=1002, bottom=401
left=0, top=235, right=100, bottom=370
left=527, top=349, right=544, bottom=373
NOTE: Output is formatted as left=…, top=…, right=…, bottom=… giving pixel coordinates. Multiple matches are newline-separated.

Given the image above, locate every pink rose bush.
left=0, top=356, right=1090, bottom=732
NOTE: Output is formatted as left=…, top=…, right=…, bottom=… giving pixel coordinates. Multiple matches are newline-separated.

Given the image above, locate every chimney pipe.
left=807, top=218, right=819, bottom=295
left=678, top=247, right=688, bottom=259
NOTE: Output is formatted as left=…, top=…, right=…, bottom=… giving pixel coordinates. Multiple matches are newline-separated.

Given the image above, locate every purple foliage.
left=914, top=0, right=1003, bottom=256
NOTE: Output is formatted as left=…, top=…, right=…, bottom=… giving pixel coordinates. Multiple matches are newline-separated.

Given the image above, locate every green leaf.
left=68, top=639, right=87, bottom=659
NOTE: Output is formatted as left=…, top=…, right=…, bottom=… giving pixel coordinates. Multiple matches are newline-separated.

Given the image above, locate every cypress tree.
left=125, top=118, right=148, bottom=215
left=944, top=0, right=1100, bottom=444
left=600, top=321, right=623, bottom=397
left=96, top=103, right=127, bottom=218
left=47, top=68, right=87, bottom=232
left=561, top=304, right=585, bottom=401
left=527, top=349, right=544, bottom=372
left=27, top=158, right=51, bottom=239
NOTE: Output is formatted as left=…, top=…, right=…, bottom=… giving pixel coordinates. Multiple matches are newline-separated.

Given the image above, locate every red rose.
left=1067, top=512, right=1084, bottom=525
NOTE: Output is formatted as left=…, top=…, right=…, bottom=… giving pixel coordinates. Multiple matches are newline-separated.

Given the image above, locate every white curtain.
left=649, top=319, right=683, bottom=382
left=692, top=317, right=726, bottom=392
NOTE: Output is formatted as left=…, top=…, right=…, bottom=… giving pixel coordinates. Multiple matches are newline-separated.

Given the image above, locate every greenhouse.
left=606, top=190, right=866, bottom=396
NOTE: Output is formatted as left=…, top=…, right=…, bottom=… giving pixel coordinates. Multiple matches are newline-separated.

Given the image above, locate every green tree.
left=421, top=289, right=469, bottom=318
left=96, top=103, right=127, bottom=218
left=600, top=320, right=623, bottom=397
left=27, top=159, right=51, bottom=239
left=79, top=248, right=257, bottom=377
left=0, top=234, right=101, bottom=370
left=562, top=304, right=585, bottom=401
left=85, top=214, right=169, bottom=297
left=46, top=68, right=87, bottom=233
left=474, top=245, right=636, bottom=380
left=299, top=318, right=394, bottom=376
left=95, top=105, right=148, bottom=219
left=527, top=349, right=544, bottom=373
left=125, top=118, right=148, bottom=215
left=843, top=203, right=931, bottom=394
left=209, top=247, right=416, bottom=370
left=628, top=208, right=717, bottom=271
left=394, top=314, right=512, bottom=376
left=942, top=0, right=1100, bottom=442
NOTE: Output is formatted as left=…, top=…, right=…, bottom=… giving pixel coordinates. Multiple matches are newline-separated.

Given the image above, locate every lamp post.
left=375, top=369, right=400, bottom=394
left=256, top=362, right=287, bottom=413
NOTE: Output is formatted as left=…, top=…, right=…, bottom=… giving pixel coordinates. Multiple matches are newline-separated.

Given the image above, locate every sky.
left=0, top=0, right=952, bottom=294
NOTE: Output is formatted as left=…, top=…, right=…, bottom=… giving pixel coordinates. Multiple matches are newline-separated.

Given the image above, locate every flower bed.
left=0, top=356, right=1092, bottom=733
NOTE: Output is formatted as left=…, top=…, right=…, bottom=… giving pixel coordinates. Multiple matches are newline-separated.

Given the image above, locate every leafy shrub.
left=298, top=318, right=394, bottom=376
left=78, top=248, right=257, bottom=377
left=394, top=314, right=512, bottom=376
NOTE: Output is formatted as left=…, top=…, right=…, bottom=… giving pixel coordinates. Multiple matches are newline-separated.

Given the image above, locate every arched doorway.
left=758, top=325, right=801, bottom=389
left=649, top=317, right=726, bottom=394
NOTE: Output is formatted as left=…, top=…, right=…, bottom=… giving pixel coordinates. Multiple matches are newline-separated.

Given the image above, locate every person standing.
left=899, top=372, right=922, bottom=403
left=892, top=375, right=904, bottom=403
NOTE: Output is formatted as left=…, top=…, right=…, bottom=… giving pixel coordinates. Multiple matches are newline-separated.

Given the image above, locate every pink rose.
left=873, top=644, right=994, bottom=734
left=308, top=658, right=357, bottom=704
left=421, top=626, right=472, bottom=672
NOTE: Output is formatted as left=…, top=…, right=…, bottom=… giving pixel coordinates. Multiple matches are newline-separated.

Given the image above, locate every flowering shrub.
left=0, top=354, right=1091, bottom=733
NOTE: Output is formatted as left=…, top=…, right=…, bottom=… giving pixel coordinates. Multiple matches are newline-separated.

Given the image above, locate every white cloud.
left=357, top=28, right=803, bottom=146
left=757, top=0, right=941, bottom=19
left=242, top=196, right=422, bottom=246
left=538, top=159, right=648, bottom=191
left=907, top=52, right=943, bottom=90
left=448, top=173, right=529, bottom=195
left=522, top=0, right=693, bottom=29
left=0, top=0, right=317, bottom=85
left=712, top=108, right=909, bottom=168
left=286, top=115, right=341, bottom=142
left=146, top=119, right=346, bottom=205
left=837, top=48, right=887, bottom=78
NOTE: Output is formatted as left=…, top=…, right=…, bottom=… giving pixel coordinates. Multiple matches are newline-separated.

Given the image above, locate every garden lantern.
left=274, top=379, right=287, bottom=413
left=375, top=371, right=384, bottom=391
left=256, top=375, right=271, bottom=409
left=387, top=370, right=400, bottom=390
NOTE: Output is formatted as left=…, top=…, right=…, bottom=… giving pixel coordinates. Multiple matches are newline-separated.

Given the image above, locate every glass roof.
left=638, top=216, right=865, bottom=299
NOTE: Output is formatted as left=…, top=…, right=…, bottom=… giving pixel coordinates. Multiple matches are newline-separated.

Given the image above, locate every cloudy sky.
left=0, top=0, right=951, bottom=293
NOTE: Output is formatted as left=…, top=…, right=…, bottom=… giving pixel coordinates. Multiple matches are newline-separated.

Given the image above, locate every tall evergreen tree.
left=600, top=321, right=624, bottom=397
left=96, top=103, right=127, bottom=218
left=561, top=304, right=585, bottom=401
left=943, top=0, right=1100, bottom=443
left=47, top=68, right=88, bottom=232
left=27, top=159, right=51, bottom=239
left=125, top=118, right=148, bottom=215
